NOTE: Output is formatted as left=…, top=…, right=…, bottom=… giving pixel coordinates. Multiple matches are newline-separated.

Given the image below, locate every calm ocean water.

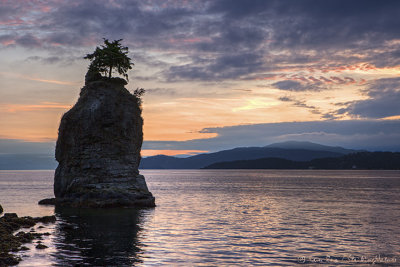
left=1, top=169, right=400, bottom=266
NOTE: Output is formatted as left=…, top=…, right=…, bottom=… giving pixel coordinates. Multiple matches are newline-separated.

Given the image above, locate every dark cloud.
left=194, top=22, right=268, bottom=53
left=36, top=0, right=199, bottom=48
left=164, top=52, right=266, bottom=81
left=279, top=96, right=321, bottom=115
left=341, top=77, right=400, bottom=118
left=142, top=120, right=400, bottom=152
left=15, top=34, right=42, bottom=48
left=3, top=0, right=400, bottom=81
left=4, top=1, right=400, bottom=49
left=208, top=0, right=400, bottom=49
left=369, top=49, right=400, bottom=68
left=132, top=53, right=169, bottom=69
left=270, top=1, right=400, bottom=50
left=0, top=34, right=15, bottom=45
left=273, top=80, right=325, bottom=91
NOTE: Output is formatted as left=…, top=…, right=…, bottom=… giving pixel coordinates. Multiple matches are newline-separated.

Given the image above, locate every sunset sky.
left=1, top=0, right=400, bottom=157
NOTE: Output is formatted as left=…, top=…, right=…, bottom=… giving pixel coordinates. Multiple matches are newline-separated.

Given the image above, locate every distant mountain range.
left=140, top=141, right=360, bottom=169
left=2, top=141, right=393, bottom=170
left=203, top=152, right=400, bottom=170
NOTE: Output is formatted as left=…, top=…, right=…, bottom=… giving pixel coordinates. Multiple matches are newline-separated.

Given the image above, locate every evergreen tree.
left=84, top=39, right=133, bottom=81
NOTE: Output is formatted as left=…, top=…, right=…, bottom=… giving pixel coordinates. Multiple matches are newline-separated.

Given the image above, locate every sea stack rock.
left=53, top=74, right=155, bottom=207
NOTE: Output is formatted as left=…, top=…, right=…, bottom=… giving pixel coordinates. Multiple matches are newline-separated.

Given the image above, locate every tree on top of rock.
left=84, top=39, right=134, bottom=81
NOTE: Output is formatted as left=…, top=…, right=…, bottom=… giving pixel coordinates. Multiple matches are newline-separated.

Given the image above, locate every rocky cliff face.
left=53, top=76, right=155, bottom=207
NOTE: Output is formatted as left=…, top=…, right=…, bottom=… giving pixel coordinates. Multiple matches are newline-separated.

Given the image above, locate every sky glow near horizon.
left=1, top=0, right=400, bottom=156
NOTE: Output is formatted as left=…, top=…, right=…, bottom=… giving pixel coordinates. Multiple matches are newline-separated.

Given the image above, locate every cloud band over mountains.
left=2, top=119, right=399, bottom=157
left=143, top=119, right=400, bottom=152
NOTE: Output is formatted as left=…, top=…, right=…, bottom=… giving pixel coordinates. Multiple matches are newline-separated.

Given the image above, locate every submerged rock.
left=53, top=76, right=155, bottom=208
left=38, top=198, right=56, bottom=205
left=35, top=244, right=48, bottom=249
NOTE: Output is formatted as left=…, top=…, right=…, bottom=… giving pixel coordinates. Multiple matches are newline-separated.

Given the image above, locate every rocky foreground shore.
left=0, top=204, right=56, bottom=266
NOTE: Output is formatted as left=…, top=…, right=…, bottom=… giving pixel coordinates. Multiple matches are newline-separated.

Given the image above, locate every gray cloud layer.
left=0, top=139, right=55, bottom=154
left=341, top=77, right=400, bottom=118
left=273, top=80, right=325, bottom=92
left=2, top=0, right=400, bottom=80
left=3, top=120, right=399, bottom=157
left=142, top=119, right=400, bottom=152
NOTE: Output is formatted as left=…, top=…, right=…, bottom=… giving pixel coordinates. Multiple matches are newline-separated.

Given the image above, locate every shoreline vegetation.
left=140, top=142, right=400, bottom=170
left=0, top=204, right=56, bottom=266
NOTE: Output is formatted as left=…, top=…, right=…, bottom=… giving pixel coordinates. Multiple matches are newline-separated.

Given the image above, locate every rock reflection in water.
left=53, top=207, right=144, bottom=266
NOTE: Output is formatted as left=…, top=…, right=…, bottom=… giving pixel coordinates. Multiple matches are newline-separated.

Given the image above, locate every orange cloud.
left=0, top=19, right=25, bottom=26
left=2, top=102, right=71, bottom=113
left=0, top=39, right=15, bottom=46
left=358, top=78, right=367, bottom=85
left=344, top=77, right=356, bottom=84
left=280, top=74, right=363, bottom=86
left=141, top=149, right=208, bottom=157
left=308, top=76, right=320, bottom=83
left=268, top=62, right=395, bottom=78
left=0, top=71, right=79, bottom=85
left=289, top=75, right=309, bottom=83
left=27, top=77, right=78, bottom=85
left=253, top=74, right=282, bottom=80
left=319, top=76, right=333, bottom=83
left=330, top=76, right=345, bottom=83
